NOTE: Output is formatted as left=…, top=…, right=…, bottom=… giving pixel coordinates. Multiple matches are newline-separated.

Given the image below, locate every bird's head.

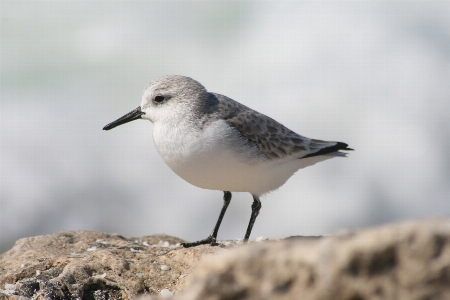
left=103, top=75, right=208, bottom=130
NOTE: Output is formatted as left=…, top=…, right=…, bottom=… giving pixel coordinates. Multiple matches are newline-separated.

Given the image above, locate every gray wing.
left=209, top=93, right=352, bottom=160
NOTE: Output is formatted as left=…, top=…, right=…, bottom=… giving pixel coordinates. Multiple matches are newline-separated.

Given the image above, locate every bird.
left=103, top=75, right=353, bottom=247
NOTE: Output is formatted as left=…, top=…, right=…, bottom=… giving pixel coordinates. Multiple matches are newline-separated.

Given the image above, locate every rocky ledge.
left=1, top=219, right=449, bottom=300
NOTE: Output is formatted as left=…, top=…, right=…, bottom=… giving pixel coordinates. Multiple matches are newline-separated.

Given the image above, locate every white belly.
left=152, top=120, right=331, bottom=196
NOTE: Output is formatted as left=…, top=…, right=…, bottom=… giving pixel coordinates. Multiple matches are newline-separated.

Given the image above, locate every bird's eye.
left=154, top=95, right=165, bottom=103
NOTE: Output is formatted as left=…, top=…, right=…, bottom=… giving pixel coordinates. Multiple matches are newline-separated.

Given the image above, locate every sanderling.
left=103, top=75, right=353, bottom=247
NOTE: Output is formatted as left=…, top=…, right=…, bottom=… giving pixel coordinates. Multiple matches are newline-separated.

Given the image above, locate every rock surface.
left=1, top=219, right=450, bottom=300
left=175, top=219, right=450, bottom=300
left=0, top=231, right=229, bottom=299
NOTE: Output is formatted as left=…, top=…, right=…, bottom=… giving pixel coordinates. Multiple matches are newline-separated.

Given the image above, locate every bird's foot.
left=181, top=236, right=218, bottom=248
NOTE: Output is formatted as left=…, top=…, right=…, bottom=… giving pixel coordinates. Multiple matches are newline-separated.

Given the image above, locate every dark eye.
left=154, top=95, right=165, bottom=103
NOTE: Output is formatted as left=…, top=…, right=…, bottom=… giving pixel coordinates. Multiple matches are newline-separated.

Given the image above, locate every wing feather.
left=208, top=93, right=352, bottom=160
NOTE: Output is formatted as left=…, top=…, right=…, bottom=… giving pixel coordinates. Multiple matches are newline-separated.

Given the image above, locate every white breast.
left=152, top=119, right=331, bottom=196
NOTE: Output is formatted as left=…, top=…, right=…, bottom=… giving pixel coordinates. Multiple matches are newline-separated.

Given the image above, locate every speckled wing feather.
left=210, top=93, right=351, bottom=160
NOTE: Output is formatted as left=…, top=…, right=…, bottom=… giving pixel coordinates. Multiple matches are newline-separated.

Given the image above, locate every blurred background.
left=1, top=1, right=449, bottom=253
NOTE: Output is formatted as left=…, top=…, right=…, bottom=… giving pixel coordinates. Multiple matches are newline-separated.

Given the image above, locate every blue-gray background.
left=1, top=1, right=449, bottom=253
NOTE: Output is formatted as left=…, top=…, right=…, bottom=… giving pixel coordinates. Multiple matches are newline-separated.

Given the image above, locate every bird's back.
left=205, top=93, right=351, bottom=162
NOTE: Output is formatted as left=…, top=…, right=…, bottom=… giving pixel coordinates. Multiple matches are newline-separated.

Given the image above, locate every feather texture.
left=203, top=93, right=351, bottom=160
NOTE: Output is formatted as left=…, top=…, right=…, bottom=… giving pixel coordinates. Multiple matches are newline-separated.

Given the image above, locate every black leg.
left=243, top=195, right=261, bottom=243
left=182, top=191, right=232, bottom=248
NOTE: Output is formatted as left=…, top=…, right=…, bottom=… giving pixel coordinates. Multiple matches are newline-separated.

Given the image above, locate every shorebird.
left=103, top=75, right=352, bottom=247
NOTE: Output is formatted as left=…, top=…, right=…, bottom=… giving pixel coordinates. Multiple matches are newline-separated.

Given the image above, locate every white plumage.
left=104, top=75, right=352, bottom=246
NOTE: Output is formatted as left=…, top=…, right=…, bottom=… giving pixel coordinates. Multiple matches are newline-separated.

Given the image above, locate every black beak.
left=103, top=106, right=145, bottom=131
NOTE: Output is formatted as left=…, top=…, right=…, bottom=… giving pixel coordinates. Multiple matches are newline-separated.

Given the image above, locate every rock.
left=0, top=231, right=228, bottom=299
left=160, top=288, right=174, bottom=298
left=1, top=219, right=450, bottom=300
left=176, top=218, right=450, bottom=300
left=161, top=265, right=171, bottom=271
